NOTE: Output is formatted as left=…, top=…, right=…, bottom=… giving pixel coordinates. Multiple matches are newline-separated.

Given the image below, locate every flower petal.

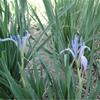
left=10, top=34, right=20, bottom=45
left=60, top=48, right=75, bottom=58
left=79, top=42, right=90, bottom=57
left=81, top=55, right=88, bottom=70
left=21, top=31, right=30, bottom=48
left=0, top=38, right=17, bottom=45
left=72, top=33, right=78, bottom=55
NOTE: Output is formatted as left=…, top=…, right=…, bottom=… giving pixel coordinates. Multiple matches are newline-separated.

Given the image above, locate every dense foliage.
left=0, top=0, right=100, bottom=99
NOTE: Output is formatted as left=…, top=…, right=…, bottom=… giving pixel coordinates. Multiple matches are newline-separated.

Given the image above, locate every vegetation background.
left=0, top=0, right=100, bottom=99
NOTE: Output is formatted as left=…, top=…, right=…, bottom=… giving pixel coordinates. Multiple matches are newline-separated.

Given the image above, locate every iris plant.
left=60, top=33, right=90, bottom=71
left=0, top=30, right=30, bottom=49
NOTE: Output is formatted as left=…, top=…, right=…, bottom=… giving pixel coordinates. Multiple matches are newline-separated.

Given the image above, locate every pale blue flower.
left=0, top=30, right=30, bottom=49
left=60, top=33, right=90, bottom=70
left=79, top=41, right=90, bottom=70
left=60, top=34, right=79, bottom=58
left=72, top=33, right=79, bottom=58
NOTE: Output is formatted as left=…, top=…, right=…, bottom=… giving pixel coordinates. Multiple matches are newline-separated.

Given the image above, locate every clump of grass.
left=0, top=0, right=100, bottom=99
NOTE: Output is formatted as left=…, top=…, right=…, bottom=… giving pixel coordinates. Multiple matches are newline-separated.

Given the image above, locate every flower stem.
left=76, top=61, right=83, bottom=99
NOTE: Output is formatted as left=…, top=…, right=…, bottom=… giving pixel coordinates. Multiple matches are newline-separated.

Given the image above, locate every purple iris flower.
left=0, top=30, right=30, bottom=49
left=79, top=41, right=90, bottom=70
left=10, top=30, right=30, bottom=48
left=72, top=34, right=79, bottom=57
left=60, top=33, right=90, bottom=71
